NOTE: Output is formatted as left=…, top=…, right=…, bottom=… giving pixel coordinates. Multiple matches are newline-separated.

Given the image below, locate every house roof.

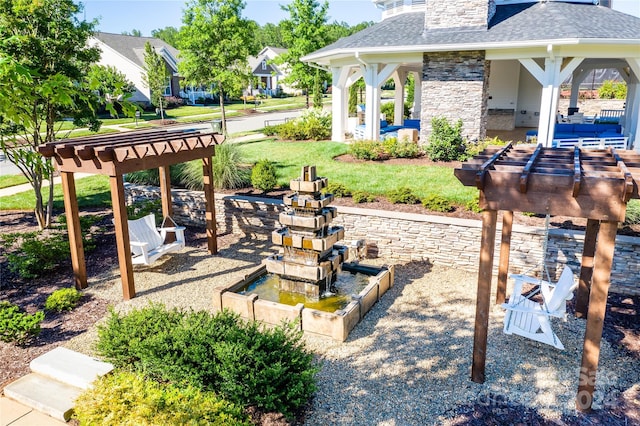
left=260, top=46, right=288, bottom=56
left=248, top=54, right=281, bottom=75
left=93, top=32, right=181, bottom=72
left=303, top=2, right=640, bottom=62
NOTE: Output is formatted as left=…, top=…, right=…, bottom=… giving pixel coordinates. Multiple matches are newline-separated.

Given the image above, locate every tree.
left=254, top=22, right=287, bottom=48
left=142, top=42, right=169, bottom=121
left=87, top=64, right=136, bottom=117
left=276, top=0, right=329, bottom=108
left=0, top=0, right=101, bottom=229
left=151, top=26, right=181, bottom=47
left=179, top=0, right=258, bottom=134
left=122, top=29, right=142, bottom=37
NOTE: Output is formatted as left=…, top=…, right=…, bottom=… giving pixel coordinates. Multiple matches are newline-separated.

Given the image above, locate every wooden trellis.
left=454, top=144, right=640, bottom=412
left=39, top=129, right=224, bottom=300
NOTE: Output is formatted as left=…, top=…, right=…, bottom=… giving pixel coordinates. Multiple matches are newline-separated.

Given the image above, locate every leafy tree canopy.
left=151, top=26, right=181, bottom=47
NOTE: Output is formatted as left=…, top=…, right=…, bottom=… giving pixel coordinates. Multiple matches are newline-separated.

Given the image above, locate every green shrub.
left=173, top=146, right=251, bottom=191
left=2, top=232, right=70, bottom=279
left=598, top=80, right=627, bottom=100
left=422, top=194, right=454, bottom=212
left=387, top=187, right=420, bottom=204
left=426, top=117, right=467, bottom=162
left=624, top=199, right=640, bottom=226
left=324, top=182, right=351, bottom=198
left=297, top=107, right=331, bottom=140
left=126, top=199, right=162, bottom=220
left=74, top=371, right=250, bottom=426
left=0, top=301, right=44, bottom=344
left=251, top=159, right=278, bottom=192
left=352, top=191, right=376, bottom=204
left=383, top=137, right=421, bottom=158
left=45, top=288, right=82, bottom=313
left=380, top=101, right=411, bottom=121
left=349, top=140, right=386, bottom=160
left=262, top=124, right=279, bottom=136
left=95, top=305, right=318, bottom=418
left=465, top=195, right=482, bottom=213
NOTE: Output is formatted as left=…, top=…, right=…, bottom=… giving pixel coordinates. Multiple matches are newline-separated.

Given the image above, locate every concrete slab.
left=0, top=396, right=31, bottom=425
left=29, top=347, right=113, bottom=390
left=3, top=374, right=82, bottom=422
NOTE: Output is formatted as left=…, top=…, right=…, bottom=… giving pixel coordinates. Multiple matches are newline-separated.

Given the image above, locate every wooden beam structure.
left=455, top=144, right=640, bottom=412
left=38, top=129, right=224, bottom=300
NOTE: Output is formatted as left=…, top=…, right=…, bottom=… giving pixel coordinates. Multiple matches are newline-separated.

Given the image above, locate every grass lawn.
left=0, top=175, right=111, bottom=211
left=0, top=175, right=29, bottom=189
left=237, top=140, right=476, bottom=205
left=0, top=140, right=475, bottom=211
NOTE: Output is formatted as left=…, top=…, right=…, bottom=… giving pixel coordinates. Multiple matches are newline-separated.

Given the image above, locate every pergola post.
left=576, top=220, right=618, bottom=412
left=60, top=172, right=87, bottom=290
left=471, top=208, right=498, bottom=383
left=496, top=210, right=513, bottom=304
left=575, top=219, right=600, bottom=318
left=202, top=155, right=217, bottom=254
left=110, top=175, right=135, bottom=300
left=159, top=165, right=174, bottom=243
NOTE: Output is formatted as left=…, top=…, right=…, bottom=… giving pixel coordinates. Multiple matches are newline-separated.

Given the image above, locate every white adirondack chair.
left=126, top=214, right=185, bottom=265
left=502, top=266, right=577, bottom=350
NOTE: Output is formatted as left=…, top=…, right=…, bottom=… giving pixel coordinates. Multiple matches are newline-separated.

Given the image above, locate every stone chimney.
left=425, top=0, right=496, bottom=30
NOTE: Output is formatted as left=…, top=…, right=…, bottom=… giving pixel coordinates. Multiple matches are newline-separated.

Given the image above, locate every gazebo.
left=38, top=129, right=224, bottom=300
left=454, top=145, right=640, bottom=411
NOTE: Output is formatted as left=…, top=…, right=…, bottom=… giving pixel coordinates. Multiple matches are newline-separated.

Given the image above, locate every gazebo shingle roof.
left=308, top=2, right=640, bottom=58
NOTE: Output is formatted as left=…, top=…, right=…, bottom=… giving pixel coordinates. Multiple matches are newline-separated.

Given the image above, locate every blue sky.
left=80, top=0, right=639, bottom=36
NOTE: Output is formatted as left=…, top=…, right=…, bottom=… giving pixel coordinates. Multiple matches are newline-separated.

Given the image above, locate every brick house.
left=302, top=0, right=640, bottom=150
left=90, top=32, right=181, bottom=105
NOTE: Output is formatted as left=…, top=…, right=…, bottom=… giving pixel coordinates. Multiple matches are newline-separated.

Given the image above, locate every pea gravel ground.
left=62, top=236, right=639, bottom=425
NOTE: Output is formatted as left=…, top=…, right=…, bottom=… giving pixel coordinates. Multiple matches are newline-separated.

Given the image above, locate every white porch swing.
left=502, top=214, right=578, bottom=350
left=127, top=213, right=186, bottom=266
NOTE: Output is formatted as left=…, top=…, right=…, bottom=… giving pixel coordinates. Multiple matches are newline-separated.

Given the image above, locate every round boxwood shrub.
left=387, top=187, right=420, bottom=204
left=422, top=195, right=454, bottom=213
left=251, top=159, right=278, bottom=192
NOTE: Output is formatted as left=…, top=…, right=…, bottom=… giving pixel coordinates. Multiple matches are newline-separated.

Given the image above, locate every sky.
left=80, top=1, right=383, bottom=35
left=80, top=0, right=640, bottom=36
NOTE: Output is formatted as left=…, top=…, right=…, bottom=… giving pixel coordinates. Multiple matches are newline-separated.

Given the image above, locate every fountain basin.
left=212, top=262, right=395, bottom=341
left=272, top=227, right=345, bottom=251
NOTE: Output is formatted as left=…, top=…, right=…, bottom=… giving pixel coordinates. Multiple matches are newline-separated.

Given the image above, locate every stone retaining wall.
left=125, top=184, right=640, bottom=295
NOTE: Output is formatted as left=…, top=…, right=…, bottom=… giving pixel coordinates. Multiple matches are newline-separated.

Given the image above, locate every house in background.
left=248, top=46, right=294, bottom=96
left=302, top=0, right=640, bottom=151
left=90, top=32, right=181, bottom=105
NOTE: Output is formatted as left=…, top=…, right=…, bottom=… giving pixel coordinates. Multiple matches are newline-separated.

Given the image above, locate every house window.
left=262, top=60, right=267, bottom=71
left=163, top=78, right=172, bottom=96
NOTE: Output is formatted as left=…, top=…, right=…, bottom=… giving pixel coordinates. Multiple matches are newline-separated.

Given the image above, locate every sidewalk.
left=0, top=397, right=66, bottom=426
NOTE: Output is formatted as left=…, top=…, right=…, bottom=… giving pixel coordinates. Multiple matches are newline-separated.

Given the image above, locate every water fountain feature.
left=212, top=166, right=394, bottom=341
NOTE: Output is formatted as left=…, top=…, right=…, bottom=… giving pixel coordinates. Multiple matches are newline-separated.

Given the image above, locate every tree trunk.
left=159, top=94, right=165, bottom=121
left=305, top=88, right=310, bottom=109
left=219, top=84, right=227, bottom=134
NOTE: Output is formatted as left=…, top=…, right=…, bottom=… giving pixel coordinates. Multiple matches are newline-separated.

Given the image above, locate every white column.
left=412, top=71, right=422, bottom=119
left=625, top=58, right=640, bottom=151
left=392, top=70, right=408, bottom=126
left=331, top=66, right=352, bottom=142
left=362, top=64, right=381, bottom=140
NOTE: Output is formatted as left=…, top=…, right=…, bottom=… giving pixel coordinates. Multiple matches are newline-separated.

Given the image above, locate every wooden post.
left=496, top=211, right=513, bottom=304
left=472, top=208, right=498, bottom=383
left=158, top=165, right=175, bottom=243
left=110, top=175, right=136, bottom=300
left=576, top=220, right=617, bottom=412
left=202, top=156, right=217, bottom=254
left=60, top=172, right=87, bottom=290
left=575, top=219, right=599, bottom=318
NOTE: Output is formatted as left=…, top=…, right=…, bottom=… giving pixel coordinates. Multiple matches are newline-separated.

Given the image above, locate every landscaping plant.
left=2, top=232, right=70, bottom=279
left=324, top=182, right=351, bottom=198
left=251, top=159, right=278, bottom=192
left=45, top=288, right=82, bottom=313
left=422, top=194, right=454, bottom=212
left=387, top=187, right=420, bottom=204
left=74, top=371, right=250, bottom=426
left=95, top=305, right=319, bottom=418
left=0, top=301, right=44, bottom=345
left=426, top=117, right=467, bottom=162
left=352, top=191, right=376, bottom=204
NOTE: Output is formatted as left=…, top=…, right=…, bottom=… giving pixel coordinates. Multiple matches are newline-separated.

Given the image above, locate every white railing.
left=553, top=137, right=628, bottom=150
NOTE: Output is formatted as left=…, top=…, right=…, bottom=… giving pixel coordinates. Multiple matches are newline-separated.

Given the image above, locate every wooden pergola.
left=38, top=129, right=224, bottom=300
left=454, top=144, right=640, bottom=412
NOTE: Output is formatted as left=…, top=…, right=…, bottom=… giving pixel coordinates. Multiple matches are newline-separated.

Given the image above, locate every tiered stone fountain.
left=212, top=166, right=394, bottom=341
left=265, top=166, right=348, bottom=299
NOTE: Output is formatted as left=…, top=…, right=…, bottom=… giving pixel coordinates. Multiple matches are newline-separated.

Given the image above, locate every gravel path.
left=64, top=241, right=639, bottom=425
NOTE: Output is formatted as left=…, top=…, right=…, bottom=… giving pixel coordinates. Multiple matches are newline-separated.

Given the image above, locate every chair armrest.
left=509, top=274, right=551, bottom=287
left=501, top=303, right=565, bottom=318
left=130, top=241, right=149, bottom=248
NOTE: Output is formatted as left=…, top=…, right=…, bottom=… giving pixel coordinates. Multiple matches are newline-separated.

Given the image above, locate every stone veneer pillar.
left=420, top=51, right=490, bottom=143
left=425, top=0, right=495, bottom=30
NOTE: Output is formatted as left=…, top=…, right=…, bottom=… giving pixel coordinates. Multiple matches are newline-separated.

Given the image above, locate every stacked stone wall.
left=125, top=184, right=640, bottom=296
left=425, top=0, right=490, bottom=29
left=421, top=51, right=489, bottom=143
